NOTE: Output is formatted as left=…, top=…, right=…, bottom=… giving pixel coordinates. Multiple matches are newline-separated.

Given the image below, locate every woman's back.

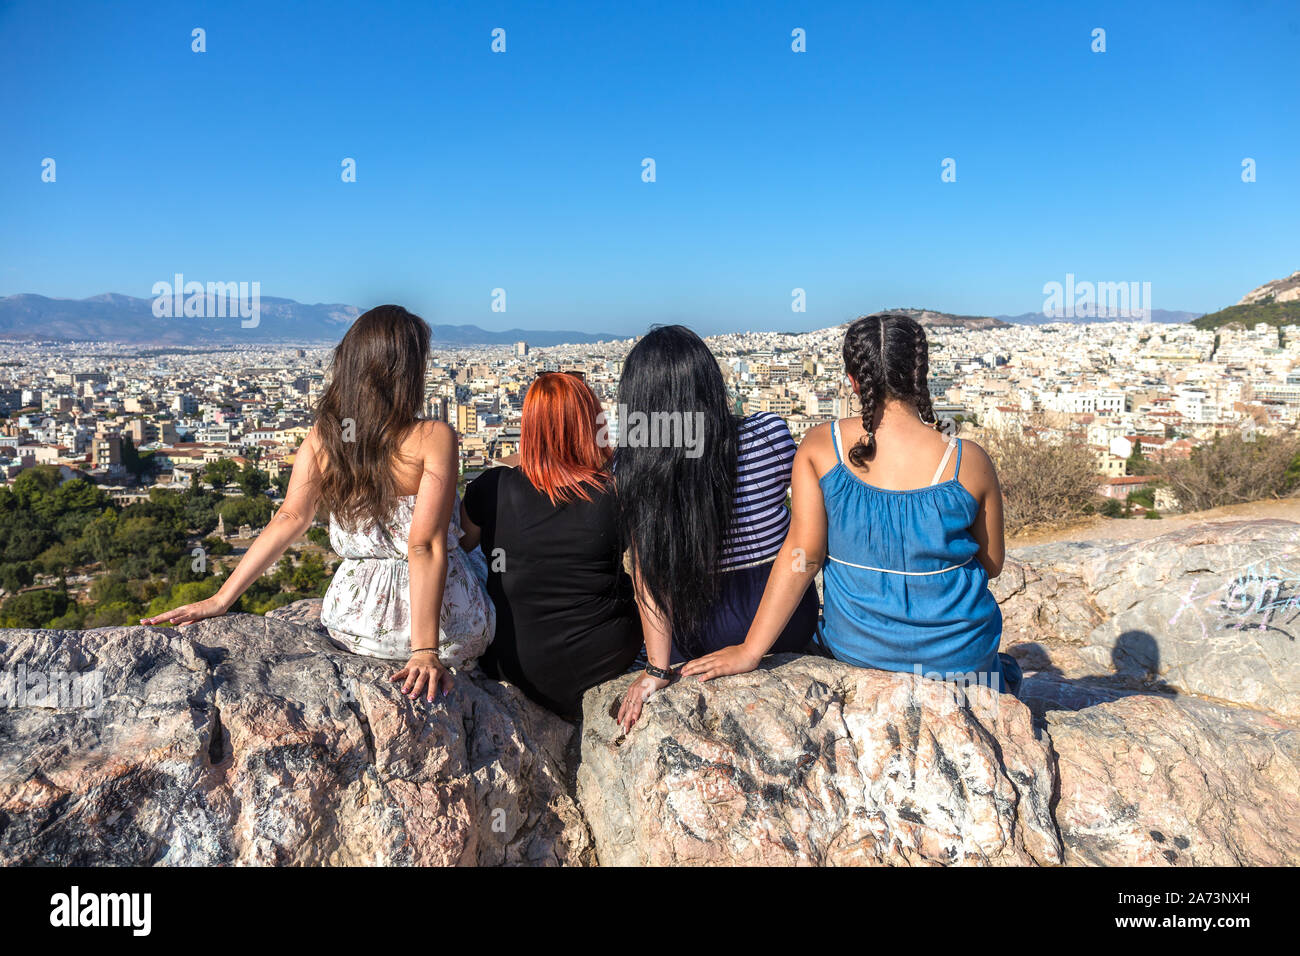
left=463, top=466, right=639, bottom=716
left=818, top=416, right=1003, bottom=682
left=468, top=467, right=630, bottom=620
left=320, top=421, right=495, bottom=667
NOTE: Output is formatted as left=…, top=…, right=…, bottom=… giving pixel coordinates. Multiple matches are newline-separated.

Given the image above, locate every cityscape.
left=4, top=311, right=1294, bottom=497
left=2, top=298, right=1295, bottom=612
left=5, top=298, right=1296, bottom=480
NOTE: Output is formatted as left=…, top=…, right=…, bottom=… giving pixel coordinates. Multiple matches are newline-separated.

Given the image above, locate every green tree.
left=1125, top=443, right=1146, bottom=477
left=218, top=495, right=273, bottom=530
left=0, top=588, right=70, bottom=627
left=0, top=562, right=35, bottom=592
left=291, top=552, right=329, bottom=594
left=203, top=458, right=240, bottom=488
left=237, top=462, right=270, bottom=498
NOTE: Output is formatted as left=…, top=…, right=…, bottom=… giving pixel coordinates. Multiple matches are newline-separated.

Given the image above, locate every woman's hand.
left=681, top=643, right=762, bottom=682
left=616, top=672, right=671, bottom=733
left=390, top=652, right=453, bottom=703
left=141, top=595, right=231, bottom=627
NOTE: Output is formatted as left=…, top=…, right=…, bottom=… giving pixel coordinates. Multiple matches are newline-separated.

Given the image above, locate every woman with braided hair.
left=683, top=312, right=1019, bottom=697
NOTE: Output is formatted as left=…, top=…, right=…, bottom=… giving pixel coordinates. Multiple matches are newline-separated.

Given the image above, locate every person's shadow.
left=1012, top=629, right=1178, bottom=730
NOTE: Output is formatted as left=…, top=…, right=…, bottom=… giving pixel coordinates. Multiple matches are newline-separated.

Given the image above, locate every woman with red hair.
left=459, top=372, right=641, bottom=718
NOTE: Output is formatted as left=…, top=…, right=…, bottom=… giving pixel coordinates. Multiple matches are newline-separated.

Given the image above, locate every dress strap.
left=953, top=437, right=964, bottom=480
left=831, top=420, right=844, bottom=463
left=930, top=436, right=958, bottom=485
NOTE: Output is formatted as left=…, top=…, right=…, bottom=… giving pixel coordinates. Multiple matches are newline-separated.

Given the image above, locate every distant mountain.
left=0, top=293, right=621, bottom=347
left=997, top=309, right=1201, bottom=325
left=884, top=308, right=1011, bottom=330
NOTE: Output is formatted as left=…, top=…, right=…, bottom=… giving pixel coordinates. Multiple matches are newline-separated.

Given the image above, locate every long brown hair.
left=314, top=304, right=431, bottom=532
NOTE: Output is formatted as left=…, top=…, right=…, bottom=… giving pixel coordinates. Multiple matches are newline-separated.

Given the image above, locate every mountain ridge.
left=0, top=293, right=623, bottom=347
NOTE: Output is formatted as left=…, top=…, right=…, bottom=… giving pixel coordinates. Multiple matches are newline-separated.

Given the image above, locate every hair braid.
left=841, top=311, right=939, bottom=467
left=842, top=315, right=885, bottom=467
left=911, top=324, right=939, bottom=427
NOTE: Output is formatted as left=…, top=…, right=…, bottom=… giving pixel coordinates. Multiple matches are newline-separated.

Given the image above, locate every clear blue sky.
left=2, top=0, right=1297, bottom=336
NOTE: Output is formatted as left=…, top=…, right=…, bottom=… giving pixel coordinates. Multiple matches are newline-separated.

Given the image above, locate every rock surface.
left=578, top=655, right=1063, bottom=866
left=1049, top=694, right=1300, bottom=866
left=994, top=520, right=1300, bottom=719
left=0, top=610, right=589, bottom=866
left=3, top=519, right=1299, bottom=867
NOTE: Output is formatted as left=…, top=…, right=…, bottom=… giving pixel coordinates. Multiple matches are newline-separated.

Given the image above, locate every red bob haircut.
left=520, top=372, right=611, bottom=505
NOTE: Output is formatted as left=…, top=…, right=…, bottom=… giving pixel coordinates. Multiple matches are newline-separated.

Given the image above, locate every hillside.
left=1239, top=269, right=1300, bottom=306
left=1192, top=298, right=1300, bottom=331
left=1192, top=268, right=1300, bottom=330
left=999, top=308, right=1200, bottom=325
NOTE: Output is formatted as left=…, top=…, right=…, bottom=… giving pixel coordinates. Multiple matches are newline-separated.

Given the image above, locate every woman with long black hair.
left=614, top=325, right=818, bottom=730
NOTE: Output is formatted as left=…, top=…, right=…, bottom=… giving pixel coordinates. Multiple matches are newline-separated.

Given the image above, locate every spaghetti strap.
left=953, top=438, right=963, bottom=480
left=930, top=436, right=957, bottom=485
left=831, top=420, right=844, bottom=463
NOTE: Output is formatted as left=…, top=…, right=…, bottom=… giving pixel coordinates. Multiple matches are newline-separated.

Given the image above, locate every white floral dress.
left=320, top=494, right=495, bottom=668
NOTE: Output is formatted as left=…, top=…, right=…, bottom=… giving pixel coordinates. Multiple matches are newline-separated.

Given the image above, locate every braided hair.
left=841, top=312, right=940, bottom=468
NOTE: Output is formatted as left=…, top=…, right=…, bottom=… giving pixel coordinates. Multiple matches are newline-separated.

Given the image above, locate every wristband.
left=644, top=662, right=674, bottom=681
left=410, top=647, right=439, bottom=657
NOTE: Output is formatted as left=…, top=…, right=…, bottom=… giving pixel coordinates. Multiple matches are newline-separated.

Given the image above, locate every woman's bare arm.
left=617, top=556, right=676, bottom=732
left=405, top=421, right=459, bottom=653
left=960, top=441, right=1005, bottom=578
left=143, top=428, right=324, bottom=625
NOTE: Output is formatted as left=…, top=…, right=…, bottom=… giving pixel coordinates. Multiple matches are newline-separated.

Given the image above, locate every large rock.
left=995, top=520, right=1300, bottom=718
left=1049, top=694, right=1300, bottom=866
left=6, top=518, right=1300, bottom=868
left=0, top=605, right=589, bottom=866
left=577, top=655, right=1063, bottom=866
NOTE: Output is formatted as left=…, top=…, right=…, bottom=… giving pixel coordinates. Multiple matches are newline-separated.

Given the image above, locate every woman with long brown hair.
left=459, top=372, right=641, bottom=718
left=143, top=305, right=493, bottom=703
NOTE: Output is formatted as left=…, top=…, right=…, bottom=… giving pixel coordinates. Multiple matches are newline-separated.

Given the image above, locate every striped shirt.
left=720, top=412, right=797, bottom=571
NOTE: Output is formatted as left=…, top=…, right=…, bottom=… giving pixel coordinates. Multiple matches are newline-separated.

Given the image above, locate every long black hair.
left=614, top=325, right=737, bottom=645
left=842, top=312, right=940, bottom=469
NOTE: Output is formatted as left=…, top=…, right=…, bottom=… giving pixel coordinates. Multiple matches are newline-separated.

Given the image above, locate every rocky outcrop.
left=3, top=519, right=1298, bottom=866
left=0, top=610, right=589, bottom=865
left=578, top=656, right=1062, bottom=866
left=1049, top=694, right=1300, bottom=866
left=993, top=520, right=1300, bottom=719
left=1238, top=269, right=1300, bottom=305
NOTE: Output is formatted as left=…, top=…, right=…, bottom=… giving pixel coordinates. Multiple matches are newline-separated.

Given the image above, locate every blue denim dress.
left=818, top=421, right=1006, bottom=691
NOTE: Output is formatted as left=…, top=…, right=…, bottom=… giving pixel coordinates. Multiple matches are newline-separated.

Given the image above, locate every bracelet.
left=410, top=647, right=439, bottom=656
left=644, top=662, right=674, bottom=681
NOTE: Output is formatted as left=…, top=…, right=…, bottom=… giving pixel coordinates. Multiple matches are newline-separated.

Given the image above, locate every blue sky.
left=2, top=0, right=1297, bottom=336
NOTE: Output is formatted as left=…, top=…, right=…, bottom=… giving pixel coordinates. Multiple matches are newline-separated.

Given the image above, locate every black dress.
left=463, top=467, right=641, bottom=719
